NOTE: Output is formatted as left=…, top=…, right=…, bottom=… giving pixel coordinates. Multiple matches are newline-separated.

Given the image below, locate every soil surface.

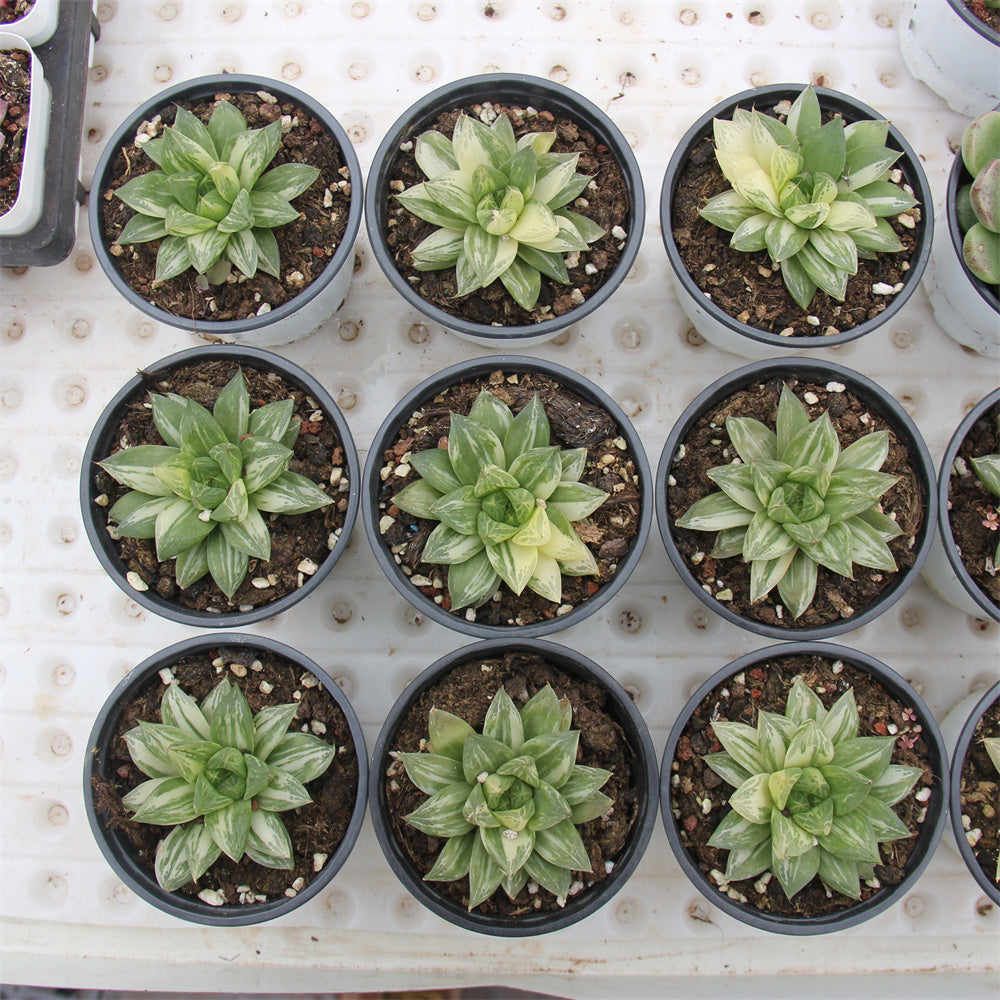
left=671, top=105, right=922, bottom=339
left=91, top=357, right=351, bottom=615
left=669, top=654, right=937, bottom=920
left=98, top=88, right=351, bottom=325
left=91, top=644, right=360, bottom=907
left=666, top=375, right=926, bottom=631
left=0, top=1, right=35, bottom=26
left=958, top=697, right=1000, bottom=889
left=0, top=47, right=30, bottom=217
left=384, top=650, right=643, bottom=918
left=947, top=401, right=1000, bottom=611
left=384, top=101, right=630, bottom=328
left=965, top=0, right=1000, bottom=33
left=377, top=368, right=643, bottom=628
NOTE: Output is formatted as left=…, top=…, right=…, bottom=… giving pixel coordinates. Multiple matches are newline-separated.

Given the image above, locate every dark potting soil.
left=98, top=88, right=352, bottom=325
left=0, top=47, right=31, bottom=217
left=0, top=0, right=35, bottom=26
left=947, top=401, right=1000, bottom=611
left=384, top=650, right=642, bottom=917
left=377, top=368, right=643, bottom=627
left=958, top=697, right=1000, bottom=889
left=670, top=654, right=936, bottom=920
left=385, top=102, right=630, bottom=328
left=671, top=109, right=921, bottom=339
left=964, top=0, right=1000, bottom=33
left=91, top=645, right=360, bottom=906
left=91, top=358, right=351, bottom=614
left=666, top=375, right=926, bottom=630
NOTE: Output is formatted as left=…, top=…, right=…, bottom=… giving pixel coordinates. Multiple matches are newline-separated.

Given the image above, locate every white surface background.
left=1, top=0, right=998, bottom=995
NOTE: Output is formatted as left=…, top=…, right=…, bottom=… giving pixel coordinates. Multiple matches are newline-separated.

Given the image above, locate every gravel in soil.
left=671, top=106, right=921, bottom=339
left=666, top=375, right=925, bottom=630
left=384, top=101, right=630, bottom=328
left=958, top=697, right=1000, bottom=890
left=98, top=89, right=351, bottom=324
left=92, top=358, right=351, bottom=615
left=670, top=654, right=937, bottom=920
left=377, top=368, right=643, bottom=628
left=384, top=650, right=643, bottom=918
left=0, top=47, right=30, bottom=217
left=91, top=645, right=360, bottom=907
left=947, top=401, right=1000, bottom=611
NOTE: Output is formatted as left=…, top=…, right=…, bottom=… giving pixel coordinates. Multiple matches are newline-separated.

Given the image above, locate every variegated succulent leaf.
left=699, top=85, right=916, bottom=309
left=676, top=383, right=901, bottom=619
left=391, top=390, right=608, bottom=610
left=122, top=674, right=334, bottom=892
left=703, top=676, right=922, bottom=901
left=959, top=111, right=1000, bottom=285
left=398, top=684, right=612, bottom=909
left=98, top=370, right=332, bottom=599
left=397, top=111, right=604, bottom=310
left=113, top=98, right=320, bottom=283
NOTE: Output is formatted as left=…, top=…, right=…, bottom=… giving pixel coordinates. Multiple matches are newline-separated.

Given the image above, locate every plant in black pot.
left=369, top=638, right=658, bottom=935
left=89, top=74, right=362, bottom=346
left=925, top=108, right=1000, bottom=358
left=661, top=83, right=931, bottom=359
left=363, top=356, right=651, bottom=638
left=365, top=73, right=643, bottom=347
left=656, top=357, right=936, bottom=640
left=81, top=345, right=359, bottom=628
left=85, top=633, right=367, bottom=925
left=922, top=388, right=1000, bottom=621
left=661, top=641, right=947, bottom=934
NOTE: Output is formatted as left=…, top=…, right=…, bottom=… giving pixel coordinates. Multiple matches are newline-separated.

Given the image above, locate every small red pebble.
left=683, top=814, right=699, bottom=832
left=586, top=580, right=599, bottom=596
left=312, top=247, right=324, bottom=257
left=749, top=667, right=764, bottom=681
left=750, top=688, right=762, bottom=699
left=873, top=720, right=888, bottom=735
left=440, top=595, right=451, bottom=611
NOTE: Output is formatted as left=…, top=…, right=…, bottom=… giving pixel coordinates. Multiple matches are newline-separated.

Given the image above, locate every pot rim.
left=361, top=354, right=652, bottom=638
left=363, top=71, right=645, bottom=342
left=946, top=0, right=1000, bottom=46
left=659, top=82, right=933, bottom=349
left=83, top=632, right=369, bottom=926
left=87, top=73, right=363, bottom=335
left=944, top=142, right=1000, bottom=317
left=948, top=678, right=1000, bottom=905
left=659, top=640, right=948, bottom=934
left=654, top=356, right=937, bottom=640
left=935, top=387, right=1000, bottom=621
left=368, top=637, right=659, bottom=936
left=79, top=344, right=361, bottom=627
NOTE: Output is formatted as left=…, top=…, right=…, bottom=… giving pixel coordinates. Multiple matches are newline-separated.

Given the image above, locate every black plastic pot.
left=364, top=72, right=644, bottom=347
left=945, top=680, right=1000, bottom=905
left=659, top=84, right=933, bottom=358
left=362, top=355, right=652, bottom=638
left=84, top=633, right=368, bottom=926
left=88, top=74, right=362, bottom=346
left=660, top=641, right=948, bottom=935
left=369, top=638, right=658, bottom=936
left=80, top=344, right=360, bottom=628
left=922, top=388, right=1000, bottom=621
left=655, top=357, right=937, bottom=640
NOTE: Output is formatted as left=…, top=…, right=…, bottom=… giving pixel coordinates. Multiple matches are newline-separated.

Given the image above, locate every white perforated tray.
left=1, top=1, right=998, bottom=996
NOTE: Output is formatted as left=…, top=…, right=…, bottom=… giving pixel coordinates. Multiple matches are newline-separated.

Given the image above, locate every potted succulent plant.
left=939, top=681, right=1000, bottom=904
left=922, top=388, right=1000, bottom=621
left=660, top=83, right=932, bottom=359
left=661, top=641, right=947, bottom=934
left=899, top=0, right=999, bottom=117
left=85, top=632, right=367, bottom=925
left=655, top=357, right=936, bottom=640
left=924, top=108, right=1000, bottom=358
left=369, top=638, right=658, bottom=936
left=0, top=31, right=50, bottom=237
left=364, top=72, right=644, bottom=347
left=89, top=74, right=362, bottom=347
left=80, top=345, right=359, bottom=628
left=362, top=355, right=651, bottom=638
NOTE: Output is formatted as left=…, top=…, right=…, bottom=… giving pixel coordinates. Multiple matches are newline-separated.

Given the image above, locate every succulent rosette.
left=958, top=109, right=1000, bottom=287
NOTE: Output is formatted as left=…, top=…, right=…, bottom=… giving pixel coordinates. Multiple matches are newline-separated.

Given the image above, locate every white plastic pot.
left=0, top=32, right=51, bottom=237
left=4, top=0, right=59, bottom=47
left=899, top=0, right=1000, bottom=117
left=923, top=138, right=1000, bottom=359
